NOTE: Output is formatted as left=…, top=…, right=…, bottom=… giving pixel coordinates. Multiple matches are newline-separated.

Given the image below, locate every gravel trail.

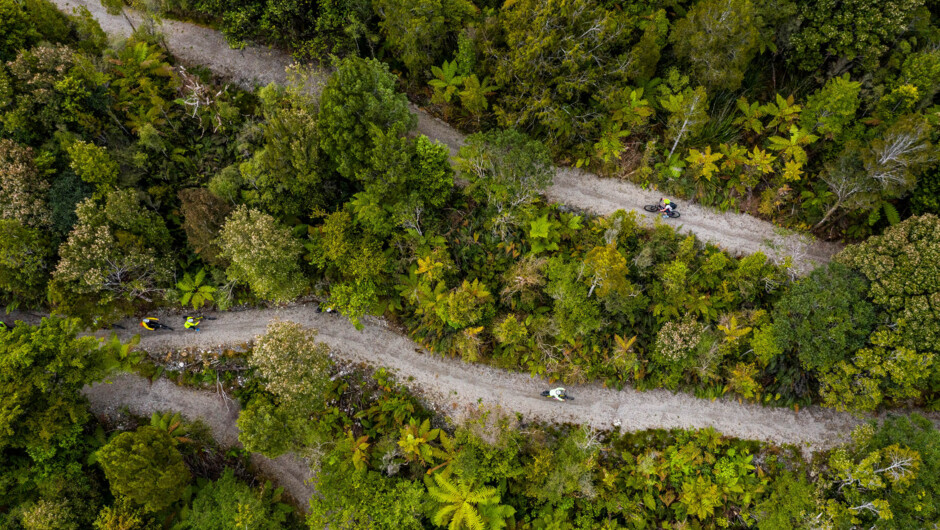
left=83, top=372, right=317, bottom=511
left=76, top=306, right=940, bottom=458
left=51, top=0, right=841, bottom=270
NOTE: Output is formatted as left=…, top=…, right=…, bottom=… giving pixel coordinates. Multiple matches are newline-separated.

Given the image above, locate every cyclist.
left=548, top=387, right=568, bottom=401
left=184, top=316, right=202, bottom=331
left=140, top=317, right=159, bottom=331
left=658, top=197, right=674, bottom=218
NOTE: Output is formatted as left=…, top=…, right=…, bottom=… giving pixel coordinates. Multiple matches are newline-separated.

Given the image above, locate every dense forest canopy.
left=1, top=0, right=940, bottom=527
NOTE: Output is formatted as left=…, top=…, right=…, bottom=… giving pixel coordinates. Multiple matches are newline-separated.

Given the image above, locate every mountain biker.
left=548, top=387, right=567, bottom=401
left=140, top=317, right=159, bottom=330
left=184, top=316, right=202, bottom=331
left=658, top=198, right=674, bottom=218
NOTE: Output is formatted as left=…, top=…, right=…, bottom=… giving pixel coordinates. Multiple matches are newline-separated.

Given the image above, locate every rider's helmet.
left=663, top=198, right=671, bottom=205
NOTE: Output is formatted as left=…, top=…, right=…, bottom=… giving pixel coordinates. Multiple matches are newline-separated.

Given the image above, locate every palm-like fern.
left=426, top=473, right=515, bottom=530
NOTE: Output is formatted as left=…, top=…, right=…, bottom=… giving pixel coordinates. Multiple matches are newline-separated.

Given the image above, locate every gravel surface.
left=51, top=0, right=841, bottom=271
left=77, top=306, right=940, bottom=457
left=82, top=372, right=317, bottom=511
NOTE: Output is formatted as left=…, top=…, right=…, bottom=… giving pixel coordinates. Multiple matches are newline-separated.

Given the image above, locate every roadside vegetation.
left=147, top=0, right=940, bottom=240
left=1, top=1, right=939, bottom=528
left=1, top=0, right=939, bottom=412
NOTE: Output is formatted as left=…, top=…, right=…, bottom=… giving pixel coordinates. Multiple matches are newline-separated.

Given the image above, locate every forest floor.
left=52, top=0, right=842, bottom=272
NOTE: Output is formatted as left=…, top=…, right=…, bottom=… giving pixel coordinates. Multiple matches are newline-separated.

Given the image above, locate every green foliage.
left=49, top=189, right=174, bottom=324
left=0, top=139, right=50, bottom=228
left=249, top=320, right=332, bottom=416
left=670, top=0, right=762, bottom=91
left=178, top=188, right=233, bottom=267
left=67, top=141, right=119, bottom=196
left=0, top=318, right=119, bottom=451
left=425, top=472, right=515, bottom=530
left=96, top=426, right=191, bottom=513
left=0, top=220, right=54, bottom=306
left=176, top=268, right=216, bottom=310
left=318, top=56, right=417, bottom=181
left=217, top=206, right=306, bottom=302
left=457, top=129, right=553, bottom=236
left=789, top=0, right=925, bottom=73
left=236, top=83, right=326, bottom=217
left=487, top=0, right=641, bottom=152
left=837, top=214, right=940, bottom=354
left=768, top=262, right=876, bottom=371
left=184, top=468, right=290, bottom=529
left=800, top=74, right=862, bottom=140
left=374, top=0, right=477, bottom=77
left=236, top=396, right=303, bottom=458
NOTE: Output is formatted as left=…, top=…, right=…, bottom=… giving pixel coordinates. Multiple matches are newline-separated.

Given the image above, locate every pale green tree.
left=425, top=473, right=515, bottom=530
left=217, top=206, right=306, bottom=302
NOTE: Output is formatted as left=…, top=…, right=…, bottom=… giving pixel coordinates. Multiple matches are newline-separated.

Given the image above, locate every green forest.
left=1, top=0, right=939, bottom=527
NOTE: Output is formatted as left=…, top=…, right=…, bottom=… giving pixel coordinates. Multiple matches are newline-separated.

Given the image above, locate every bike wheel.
left=565, top=396, right=575, bottom=401
left=642, top=205, right=658, bottom=213
left=669, top=211, right=681, bottom=219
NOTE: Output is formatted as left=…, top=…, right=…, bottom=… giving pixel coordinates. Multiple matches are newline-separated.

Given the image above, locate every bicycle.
left=140, top=318, right=173, bottom=331
left=643, top=203, right=681, bottom=219
left=541, top=389, right=575, bottom=401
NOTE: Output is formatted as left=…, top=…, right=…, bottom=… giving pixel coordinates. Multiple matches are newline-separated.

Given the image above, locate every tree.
left=661, top=85, right=709, bottom=159
left=582, top=245, right=629, bottom=299
left=217, top=206, right=306, bottom=302
left=93, top=497, right=157, bottom=530
left=800, top=74, right=861, bottom=140
left=545, top=257, right=603, bottom=344
left=97, top=426, right=191, bottom=513
left=0, top=219, right=53, bottom=306
left=249, top=320, right=332, bottom=413
left=789, top=0, right=924, bottom=73
left=0, top=0, right=70, bottom=62
left=816, top=117, right=932, bottom=228
left=486, top=0, right=639, bottom=151
left=351, top=131, right=453, bottom=237
left=373, top=0, right=477, bottom=77
left=836, top=214, right=940, bottom=357
left=49, top=189, right=174, bottom=323
left=768, top=262, right=876, bottom=371
left=425, top=473, right=515, bottom=530
left=185, top=469, right=289, bottom=530
left=819, top=420, right=933, bottom=528
left=456, top=129, right=553, bottom=237
left=670, top=0, right=762, bottom=91
left=318, top=56, right=417, bottom=181
left=67, top=141, right=119, bottom=196
left=237, top=84, right=327, bottom=217
left=178, top=188, right=232, bottom=267
left=0, top=139, right=50, bottom=228
left=0, top=317, right=122, bottom=452
left=436, top=279, right=494, bottom=330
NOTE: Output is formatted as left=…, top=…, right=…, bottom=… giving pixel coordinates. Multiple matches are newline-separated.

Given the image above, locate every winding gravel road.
left=51, top=0, right=841, bottom=270
left=76, top=306, right=940, bottom=458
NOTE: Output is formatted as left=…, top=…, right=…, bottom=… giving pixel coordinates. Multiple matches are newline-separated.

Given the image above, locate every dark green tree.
left=96, top=426, right=191, bottom=513
left=318, top=56, right=417, bottom=181
left=768, top=262, right=876, bottom=371
left=0, top=220, right=53, bottom=307
left=669, top=0, right=762, bottom=91
left=789, top=0, right=925, bottom=73
left=0, top=318, right=121, bottom=451
left=185, top=469, right=289, bottom=529
left=373, top=0, right=477, bottom=77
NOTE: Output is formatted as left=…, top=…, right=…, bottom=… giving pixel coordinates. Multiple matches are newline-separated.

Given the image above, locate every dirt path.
left=82, top=372, right=317, bottom=511
left=51, top=0, right=841, bottom=270
left=73, top=305, right=940, bottom=457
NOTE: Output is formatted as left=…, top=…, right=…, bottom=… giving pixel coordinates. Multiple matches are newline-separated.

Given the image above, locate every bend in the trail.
left=51, top=0, right=841, bottom=271
left=83, top=371, right=317, bottom=511
left=81, top=306, right=940, bottom=457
